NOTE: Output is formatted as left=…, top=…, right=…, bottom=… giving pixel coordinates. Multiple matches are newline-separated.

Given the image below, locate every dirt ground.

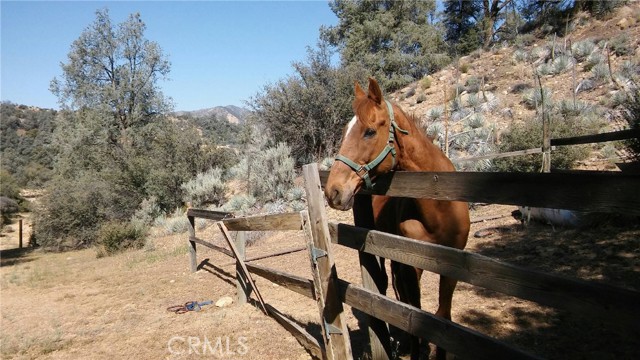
left=1, top=203, right=638, bottom=360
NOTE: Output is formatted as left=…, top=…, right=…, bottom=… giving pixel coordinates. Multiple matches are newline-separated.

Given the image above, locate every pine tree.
left=321, top=0, right=448, bottom=92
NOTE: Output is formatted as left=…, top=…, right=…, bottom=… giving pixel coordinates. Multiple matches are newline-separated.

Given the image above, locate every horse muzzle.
left=325, top=182, right=356, bottom=211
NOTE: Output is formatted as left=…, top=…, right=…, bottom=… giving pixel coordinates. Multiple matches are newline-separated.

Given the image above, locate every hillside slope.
left=389, top=4, right=640, bottom=170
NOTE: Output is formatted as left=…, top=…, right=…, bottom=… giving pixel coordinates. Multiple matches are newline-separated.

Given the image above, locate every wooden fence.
left=186, top=161, right=639, bottom=360
left=456, top=128, right=640, bottom=163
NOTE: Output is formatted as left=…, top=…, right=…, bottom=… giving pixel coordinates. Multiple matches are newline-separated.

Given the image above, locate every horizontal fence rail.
left=223, top=212, right=303, bottom=231
left=338, top=279, right=541, bottom=360
left=455, top=129, right=640, bottom=162
left=319, top=171, right=640, bottom=216
left=551, top=128, right=640, bottom=146
left=329, top=223, right=640, bottom=334
left=187, top=208, right=233, bottom=221
left=245, top=262, right=315, bottom=300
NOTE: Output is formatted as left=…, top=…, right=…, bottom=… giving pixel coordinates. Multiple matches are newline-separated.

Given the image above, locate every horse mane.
left=396, top=104, right=436, bottom=142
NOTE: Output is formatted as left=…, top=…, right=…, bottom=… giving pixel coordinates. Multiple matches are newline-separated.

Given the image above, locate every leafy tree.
left=249, top=42, right=368, bottom=164
left=35, top=9, right=187, bottom=249
left=321, top=0, right=449, bottom=92
left=442, top=0, right=483, bottom=55
left=50, top=8, right=171, bottom=145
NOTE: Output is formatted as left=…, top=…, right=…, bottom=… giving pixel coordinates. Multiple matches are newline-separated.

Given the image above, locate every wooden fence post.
left=18, top=219, right=23, bottom=249
left=303, top=163, right=353, bottom=360
left=235, top=231, right=248, bottom=305
left=188, top=214, right=197, bottom=273
left=353, top=194, right=392, bottom=360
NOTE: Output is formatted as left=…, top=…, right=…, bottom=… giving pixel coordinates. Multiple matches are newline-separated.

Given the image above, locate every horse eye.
left=364, top=128, right=376, bottom=138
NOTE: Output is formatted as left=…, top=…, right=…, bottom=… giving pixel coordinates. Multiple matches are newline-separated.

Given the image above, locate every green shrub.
left=459, top=63, right=470, bottom=73
left=230, top=142, right=295, bottom=203
left=610, top=33, right=631, bottom=56
left=154, top=208, right=190, bottom=235
left=494, top=113, right=602, bottom=172
left=222, top=194, right=257, bottom=214
left=131, top=196, right=161, bottom=227
left=33, top=175, right=112, bottom=249
left=96, top=221, right=147, bottom=256
left=181, top=167, right=226, bottom=207
left=420, top=76, right=432, bottom=90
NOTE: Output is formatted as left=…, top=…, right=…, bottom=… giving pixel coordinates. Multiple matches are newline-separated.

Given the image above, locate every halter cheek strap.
left=335, top=100, right=409, bottom=190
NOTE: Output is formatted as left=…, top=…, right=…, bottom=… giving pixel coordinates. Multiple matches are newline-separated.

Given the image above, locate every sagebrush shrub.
left=230, top=142, right=295, bottom=203
left=96, top=221, right=147, bottom=256
left=181, top=167, right=225, bottom=207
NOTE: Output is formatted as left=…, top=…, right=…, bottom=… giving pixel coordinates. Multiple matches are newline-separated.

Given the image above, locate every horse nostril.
left=332, top=188, right=341, bottom=204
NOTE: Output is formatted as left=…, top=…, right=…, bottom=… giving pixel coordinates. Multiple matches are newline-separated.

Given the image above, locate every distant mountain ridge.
left=173, top=105, right=250, bottom=124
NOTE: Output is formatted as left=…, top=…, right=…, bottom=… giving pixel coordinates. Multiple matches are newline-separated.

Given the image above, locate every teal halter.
left=335, top=100, right=409, bottom=190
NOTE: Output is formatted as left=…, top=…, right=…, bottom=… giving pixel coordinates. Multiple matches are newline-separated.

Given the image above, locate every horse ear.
left=367, top=77, right=383, bottom=105
left=354, top=81, right=366, bottom=99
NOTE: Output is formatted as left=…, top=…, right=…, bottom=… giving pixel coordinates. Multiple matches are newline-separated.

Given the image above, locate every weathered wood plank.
left=188, top=216, right=197, bottom=273
left=303, top=163, right=353, bottom=360
left=245, top=263, right=315, bottom=300
left=187, top=208, right=233, bottom=221
left=338, top=279, right=541, bottom=360
left=320, top=171, right=640, bottom=215
left=245, top=246, right=307, bottom=263
left=264, top=303, right=325, bottom=360
left=235, top=231, right=248, bottom=305
left=551, top=128, right=640, bottom=146
left=455, top=146, right=548, bottom=162
left=218, top=223, right=268, bottom=314
left=223, top=212, right=303, bottom=231
left=190, top=236, right=234, bottom=258
left=329, top=223, right=640, bottom=333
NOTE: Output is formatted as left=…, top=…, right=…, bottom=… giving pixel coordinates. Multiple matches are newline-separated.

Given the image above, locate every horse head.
left=325, top=77, right=408, bottom=210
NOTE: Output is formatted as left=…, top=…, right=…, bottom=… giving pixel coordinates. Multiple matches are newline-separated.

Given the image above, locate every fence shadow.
left=0, top=247, right=36, bottom=267
left=461, top=221, right=640, bottom=359
left=198, top=258, right=236, bottom=287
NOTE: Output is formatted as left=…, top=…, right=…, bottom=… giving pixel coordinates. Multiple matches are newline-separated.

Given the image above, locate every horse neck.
left=393, top=112, right=455, bottom=172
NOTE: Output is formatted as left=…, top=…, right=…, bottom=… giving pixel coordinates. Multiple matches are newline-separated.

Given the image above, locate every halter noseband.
left=335, top=100, right=409, bottom=190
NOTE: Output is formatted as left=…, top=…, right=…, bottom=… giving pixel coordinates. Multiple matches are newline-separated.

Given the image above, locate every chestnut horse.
left=325, top=78, right=470, bottom=360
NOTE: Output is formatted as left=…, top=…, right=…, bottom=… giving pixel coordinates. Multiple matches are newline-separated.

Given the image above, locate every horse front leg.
left=391, top=261, right=424, bottom=360
left=434, top=275, right=458, bottom=360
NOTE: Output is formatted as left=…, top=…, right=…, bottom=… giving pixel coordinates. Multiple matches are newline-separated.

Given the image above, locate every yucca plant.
left=551, top=55, right=574, bottom=74
left=571, top=40, right=596, bottom=61
left=522, top=87, right=553, bottom=110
